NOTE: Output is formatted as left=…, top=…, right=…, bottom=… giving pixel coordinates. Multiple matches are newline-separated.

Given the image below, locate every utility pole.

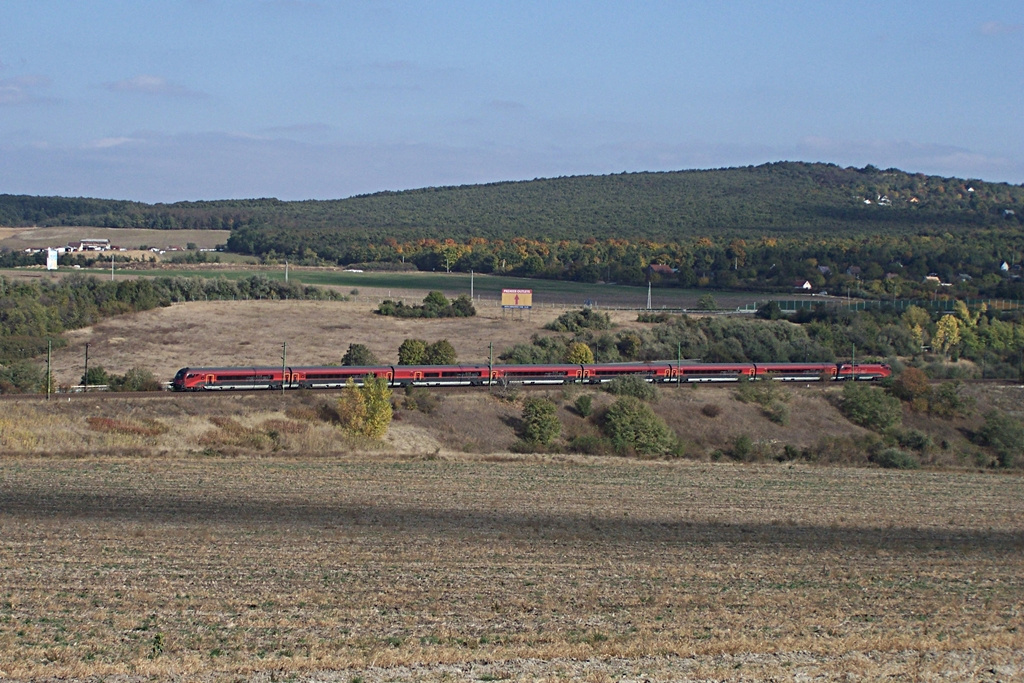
left=488, top=342, right=493, bottom=389
left=281, top=342, right=287, bottom=396
left=84, top=343, right=90, bottom=392
left=111, top=252, right=114, bottom=281
left=471, top=270, right=474, bottom=300
left=46, top=340, right=51, bottom=400
left=647, top=282, right=652, bottom=310
left=285, top=259, right=289, bottom=283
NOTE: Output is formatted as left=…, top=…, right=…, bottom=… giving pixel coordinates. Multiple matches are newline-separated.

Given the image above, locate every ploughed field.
left=1, top=456, right=1022, bottom=681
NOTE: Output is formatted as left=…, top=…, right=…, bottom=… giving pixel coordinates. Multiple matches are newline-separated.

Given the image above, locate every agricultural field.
left=0, top=226, right=230, bottom=252
left=1, top=454, right=1022, bottom=681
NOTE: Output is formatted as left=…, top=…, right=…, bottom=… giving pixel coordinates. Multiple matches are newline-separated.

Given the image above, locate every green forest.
left=3, top=162, right=1024, bottom=298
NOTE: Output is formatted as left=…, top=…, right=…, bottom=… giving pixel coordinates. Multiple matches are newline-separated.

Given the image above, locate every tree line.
left=0, top=274, right=345, bottom=392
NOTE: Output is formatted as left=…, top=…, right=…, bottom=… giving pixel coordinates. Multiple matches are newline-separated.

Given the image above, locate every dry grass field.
left=51, top=299, right=620, bottom=387
left=1, top=454, right=1022, bottom=681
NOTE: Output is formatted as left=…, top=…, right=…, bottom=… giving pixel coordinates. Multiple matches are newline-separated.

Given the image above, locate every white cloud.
left=83, top=137, right=140, bottom=149
left=102, top=74, right=206, bottom=98
left=979, top=21, right=1021, bottom=36
left=0, top=75, right=53, bottom=105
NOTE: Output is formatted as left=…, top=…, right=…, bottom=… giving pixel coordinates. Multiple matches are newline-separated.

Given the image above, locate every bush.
left=890, top=367, right=931, bottom=405
left=838, top=383, right=902, bottom=431
left=870, top=447, right=921, bottom=470
left=892, top=428, right=932, bottom=452
left=521, top=397, right=561, bottom=445
left=975, top=410, right=1024, bottom=468
left=763, top=401, right=789, bottom=425
left=567, top=434, right=612, bottom=455
left=108, top=367, right=162, bottom=392
left=604, top=375, right=656, bottom=401
left=564, top=341, right=595, bottom=364
left=929, top=380, right=974, bottom=418
left=732, top=434, right=754, bottom=461
left=403, top=386, right=438, bottom=414
left=601, top=396, right=675, bottom=456
left=341, top=343, right=380, bottom=366
left=545, top=308, right=611, bottom=333
left=701, top=403, right=722, bottom=418
left=734, top=378, right=788, bottom=407
left=574, top=394, right=593, bottom=417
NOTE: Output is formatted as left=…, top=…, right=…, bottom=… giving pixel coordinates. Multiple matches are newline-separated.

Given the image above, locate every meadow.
left=1, top=455, right=1022, bottom=681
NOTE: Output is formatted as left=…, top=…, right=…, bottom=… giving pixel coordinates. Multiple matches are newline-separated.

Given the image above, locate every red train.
left=172, top=361, right=890, bottom=391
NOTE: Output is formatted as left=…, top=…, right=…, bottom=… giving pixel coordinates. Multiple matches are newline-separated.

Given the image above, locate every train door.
left=205, top=373, right=215, bottom=388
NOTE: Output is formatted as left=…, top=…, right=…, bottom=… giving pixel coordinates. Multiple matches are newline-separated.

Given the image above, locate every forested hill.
left=2, top=162, right=1023, bottom=243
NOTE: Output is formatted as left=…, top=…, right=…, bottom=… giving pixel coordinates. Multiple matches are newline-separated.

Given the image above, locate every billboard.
left=501, top=288, right=533, bottom=309
left=46, top=248, right=58, bottom=270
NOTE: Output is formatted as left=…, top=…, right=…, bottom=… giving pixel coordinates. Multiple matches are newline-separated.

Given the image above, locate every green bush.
left=108, top=367, right=162, bottom=392
left=545, top=308, right=611, bottom=333
left=573, top=394, right=593, bottom=417
left=521, top=397, right=561, bottom=446
left=601, top=396, right=675, bottom=456
left=567, top=434, right=612, bottom=455
left=838, top=383, right=902, bottom=431
left=763, top=401, right=790, bottom=425
left=975, top=410, right=1024, bottom=468
left=892, top=428, right=932, bottom=452
left=732, top=434, right=754, bottom=461
left=870, top=447, right=921, bottom=470
left=604, top=375, right=656, bottom=401
left=733, top=378, right=788, bottom=407
left=341, top=343, right=380, bottom=366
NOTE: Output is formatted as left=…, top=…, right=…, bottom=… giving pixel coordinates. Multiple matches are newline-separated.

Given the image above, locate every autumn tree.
left=564, top=341, right=595, bottom=364
left=336, top=374, right=392, bottom=439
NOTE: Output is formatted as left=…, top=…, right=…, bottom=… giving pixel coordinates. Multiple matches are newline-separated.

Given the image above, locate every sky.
left=1, top=1, right=1022, bottom=203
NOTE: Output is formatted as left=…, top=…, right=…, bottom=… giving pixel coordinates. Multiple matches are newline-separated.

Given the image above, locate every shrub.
left=425, top=339, right=457, bottom=365
left=929, top=380, right=974, bottom=418
left=734, top=378, right=788, bottom=407
left=398, top=338, right=428, bottom=365
left=341, top=343, right=380, bottom=366
left=871, top=447, right=921, bottom=470
left=975, top=410, right=1024, bottom=468
left=568, top=434, right=611, bottom=455
left=604, top=375, right=656, bottom=401
left=763, top=401, right=789, bottom=425
left=838, top=383, right=902, bottom=431
left=403, top=386, right=438, bottom=414
left=701, top=403, right=722, bottom=418
left=108, top=367, right=162, bottom=392
left=81, top=365, right=110, bottom=388
left=574, top=394, right=593, bottom=417
left=601, top=396, right=674, bottom=456
left=564, top=341, right=595, bottom=364
left=890, top=367, right=931, bottom=405
left=732, top=434, right=754, bottom=461
left=892, top=428, right=932, bottom=452
left=521, top=397, right=561, bottom=445
left=545, top=308, right=611, bottom=333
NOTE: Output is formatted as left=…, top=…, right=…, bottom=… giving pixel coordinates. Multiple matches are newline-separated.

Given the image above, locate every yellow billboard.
left=501, top=288, right=533, bottom=308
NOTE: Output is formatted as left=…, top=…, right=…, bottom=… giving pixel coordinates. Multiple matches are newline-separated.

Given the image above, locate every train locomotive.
left=172, top=360, right=891, bottom=391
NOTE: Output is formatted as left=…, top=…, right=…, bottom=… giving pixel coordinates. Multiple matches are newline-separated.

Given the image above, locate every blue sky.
left=1, top=1, right=1022, bottom=202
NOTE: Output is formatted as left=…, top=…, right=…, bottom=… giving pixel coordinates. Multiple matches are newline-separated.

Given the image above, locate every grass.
left=15, top=264, right=784, bottom=309
left=0, top=455, right=1022, bottom=679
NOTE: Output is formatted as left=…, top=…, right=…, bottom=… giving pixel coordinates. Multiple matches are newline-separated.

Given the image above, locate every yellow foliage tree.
left=564, top=341, right=595, bottom=364
left=933, top=314, right=962, bottom=358
left=336, top=378, right=367, bottom=436
left=336, top=375, right=394, bottom=439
